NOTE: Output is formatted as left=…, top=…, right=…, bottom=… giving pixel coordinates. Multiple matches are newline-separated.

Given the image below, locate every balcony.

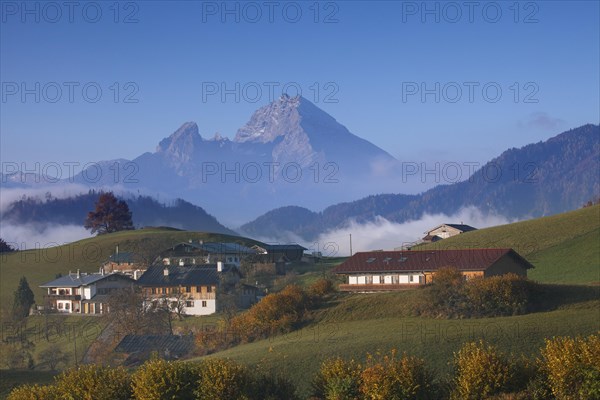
left=338, top=283, right=420, bottom=292
left=44, top=294, right=81, bottom=301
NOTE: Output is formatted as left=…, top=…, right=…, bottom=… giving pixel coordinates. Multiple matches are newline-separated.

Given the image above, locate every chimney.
left=76, top=269, right=80, bottom=279
left=163, top=267, right=169, bottom=276
left=217, top=261, right=223, bottom=272
left=116, top=245, right=119, bottom=255
left=188, top=239, right=192, bottom=243
left=99, top=267, right=105, bottom=276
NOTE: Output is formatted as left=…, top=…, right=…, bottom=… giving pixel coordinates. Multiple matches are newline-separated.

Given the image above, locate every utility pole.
left=349, top=234, right=353, bottom=257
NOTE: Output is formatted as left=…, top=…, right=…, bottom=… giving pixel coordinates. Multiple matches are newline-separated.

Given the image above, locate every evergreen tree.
left=0, top=238, right=15, bottom=253
left=13, top=277, right=35, bottom=319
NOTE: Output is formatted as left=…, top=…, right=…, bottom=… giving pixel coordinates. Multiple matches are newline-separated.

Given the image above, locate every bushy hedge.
left=8, top=358, right=297, bottom=400
left=451, top=340, right=521, bottom=399
left=418, top=268, right=540, bottom=318
left=196, top=284, right=316, bottom=353
left=131, top=358, right=198, bottom=400
left=312, top=350, right=437, bottom=400
left=539, top=334, right=600, bottom=399
left=8, top=365, right=132, bottom=400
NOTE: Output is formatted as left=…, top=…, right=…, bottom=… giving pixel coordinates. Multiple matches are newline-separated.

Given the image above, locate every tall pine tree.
left=13, top=276, right=35, bottom=319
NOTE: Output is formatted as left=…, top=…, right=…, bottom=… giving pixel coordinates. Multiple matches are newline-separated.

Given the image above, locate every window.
left=185, top=286, right=191, bottom=293
left=201, top=301, right=207, bottom=307
left=65, top=303, right=70, bottom=310
left=58, top=303, right=63, bottom=309
left=207, top=286, right=212, bottom=293
left=151, top=288, right=156, bottom=295
left=185, top=300, right=194, bottom=307
left=196, top=286, right=202, bottom=293
left=161, top=287, right=166, bottom=294
left=409, top=275, right=414, bottom=282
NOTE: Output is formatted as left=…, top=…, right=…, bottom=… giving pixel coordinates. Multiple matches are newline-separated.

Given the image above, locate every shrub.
left=131, top=358, right=198, bottom=400
left=195, top=358, right=251, bottom=400
left=360, top=350, right=436, bottom=400
left=7, top=384, right=60, bottom=400
left=424, top=268, right=468, bottom=318
left=313, top=357, right=362, bottom=400
left=229, top=284, right=310, bottom=343
left=54, top=364, right=132, bottom=400
left=309, top=278, right=336, bottom=298
left=421, top=269, right=538, bottom=318
left=464, top=274, right=536, bottom=317
left=539, top=333, right=600, bottom=399
left=452, top=340, right=517, bottom=400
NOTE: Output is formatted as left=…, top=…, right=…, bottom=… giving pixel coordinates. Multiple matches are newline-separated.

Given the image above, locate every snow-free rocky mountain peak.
left=66, top=95, right=402, bottom=220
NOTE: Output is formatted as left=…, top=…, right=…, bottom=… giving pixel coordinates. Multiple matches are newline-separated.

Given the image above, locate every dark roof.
left=108, top=252, right=135, bottom=263
left=421, top=234, right=443, bottom=242
left=82, top=294, right=112, bottom=304
left=258, top=244, right=307, bottom=252
left=332, top=249, right=533, bottom=274
left=427, top=224, right=477, bottom=233
left=445, top=224, right=477, bottom=232
left=40, top=272, right=132, bottom=288
left=115, top=334, right=194, bottom=355
left=137, top=265, right=222, bottom=286
left=169, top=242, right=256, bottom=254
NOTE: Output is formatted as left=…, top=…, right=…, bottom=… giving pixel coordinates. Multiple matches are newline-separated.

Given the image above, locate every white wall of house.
left=347, top=273, right=424, bottom=285
left=429, top=225, right=461, bottom=239
left=82, top=285, right=96, bottom=300
left=184, top=299, right=216, bottom=316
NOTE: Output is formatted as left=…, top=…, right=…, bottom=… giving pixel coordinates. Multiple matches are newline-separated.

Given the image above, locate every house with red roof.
left=332, top=248, right=533, bottom=292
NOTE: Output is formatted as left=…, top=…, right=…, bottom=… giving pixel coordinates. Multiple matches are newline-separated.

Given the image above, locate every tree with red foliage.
left=84, top=192, right=134, bottom=235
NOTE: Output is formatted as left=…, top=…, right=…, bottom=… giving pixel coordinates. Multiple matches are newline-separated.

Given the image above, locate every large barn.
left=332, top=248, right=534, bottom=292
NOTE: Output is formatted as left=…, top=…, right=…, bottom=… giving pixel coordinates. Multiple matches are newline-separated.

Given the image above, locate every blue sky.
left=1, top=0, right=599, bottom=171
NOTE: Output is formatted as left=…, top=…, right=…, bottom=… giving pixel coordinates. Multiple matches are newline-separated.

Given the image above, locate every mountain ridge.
left=240, top=124, right=600, bottom=240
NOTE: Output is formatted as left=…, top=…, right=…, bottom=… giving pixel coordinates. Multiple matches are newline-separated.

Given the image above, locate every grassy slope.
left=0, top=315, right=105, bottom=398
left=0, top=228, right=261, bottom=313
left=198, top=296, right=599, bottom=398
left=193, top=207, right=600, bottom=397
left=417, top=205, right=600, bottom=284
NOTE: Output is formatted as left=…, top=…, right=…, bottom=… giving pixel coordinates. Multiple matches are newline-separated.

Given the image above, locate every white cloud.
left=307, top=206, right=514, bottom=257
left=1, top=223, right=92, bottom=250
